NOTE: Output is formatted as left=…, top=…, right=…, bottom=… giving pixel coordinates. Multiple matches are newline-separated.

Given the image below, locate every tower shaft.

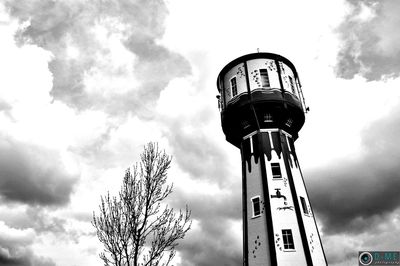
left=241, top=129, right=326, bottom=266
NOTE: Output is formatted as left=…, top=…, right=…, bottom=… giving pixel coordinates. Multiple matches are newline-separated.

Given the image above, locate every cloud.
left=5, top=0, right=190, bottom=116
left=178, top=225, right=242, bottom=266
left=0, top=206, right=66, bottom=237
left=164, top=122, right=233, bottom=184
left=335, top=0, right=400, bottom=80
left=307, top=101, right=400, bottom=234
left=153, top=73, right=244, bottom=265
left=0, top=252, right=55, bottom=266
left=169, top=182, right=242, bottom=266
left=178, top=219, right=242, bottom=266
left=0, top=221, right=56, bottom=266
left=321, top=234, right=360, bottom=266
left=0, top=136, right=78, bottom=206
left=156, top=77, right=236, bottom=187
left=320, top=208, right=400, bottom=266
left=73, top=116, right=168, bottom=170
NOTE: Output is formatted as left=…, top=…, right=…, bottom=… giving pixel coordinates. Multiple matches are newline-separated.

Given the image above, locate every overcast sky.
left=1, top=0, right=400, bottom=265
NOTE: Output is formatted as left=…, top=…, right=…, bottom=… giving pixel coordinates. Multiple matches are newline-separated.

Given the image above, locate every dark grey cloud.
left=178, top=225, right=242, bottom=266
left=168, top=128, right=232, bottom=184
left=0, top=137, right=78, bottom=206
left=0, top=206, right=66, bottom=235
left=0, top=222, right=56, bottom=266
left=0, top=205, right=97, bottom=251
left=307, top=102, right=400, bottom=235
left=160, top=109, right=237, bottom=187
left=335, top=0, right=400, bottom=80
left=26, top=207, right=66, bottom=234
left=170, top=188, right=242, bottom=266
left=0, top=253, right=55, bottom=266
left=319, top=208, right=400, bottom=266
left=5, top=0, right=190, bottom=116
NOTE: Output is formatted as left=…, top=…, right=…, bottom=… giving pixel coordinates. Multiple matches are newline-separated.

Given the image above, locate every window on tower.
left=282, top=229, right=295, bottom=250
left=251, top=196, right=261, bottom=218
left=259, top=69, right=270, bottom=87
left=264, top=113, right=273, bottom=122
left=285, top=118, right=293, bottom=127
left=288, top=76, right=295, bottom=94
left=271, top=163, right=282, bottom=178
left=300, top=196, right=309, bottom=215
left=241, top=120, right=250, bottom=129
left=230, top=77, right=238, bottom=97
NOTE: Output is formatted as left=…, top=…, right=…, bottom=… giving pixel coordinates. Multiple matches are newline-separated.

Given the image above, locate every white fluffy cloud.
left=336, top=0, right=400, bottom=80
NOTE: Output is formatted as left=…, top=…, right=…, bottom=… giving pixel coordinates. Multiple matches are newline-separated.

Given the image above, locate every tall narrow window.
left=300, top=196, right=309, bottom=215
left=271, top=163, right=282, bottom=178
left=259, top=69, right=270, bottom=87
left=251, top=196, right=261, bottom=217
left=282, top=229, right=295, bottom=250
left=230, top=77, right=238, bottom=97
left=288, top=76, right=295, bottom=94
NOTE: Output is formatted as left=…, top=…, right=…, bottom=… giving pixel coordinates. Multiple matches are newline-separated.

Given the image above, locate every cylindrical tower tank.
left=216, top=53, right=327, bottom=266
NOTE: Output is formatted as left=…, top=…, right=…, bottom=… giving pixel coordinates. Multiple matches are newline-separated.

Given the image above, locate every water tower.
left=216, top=53, right=327, bottom=266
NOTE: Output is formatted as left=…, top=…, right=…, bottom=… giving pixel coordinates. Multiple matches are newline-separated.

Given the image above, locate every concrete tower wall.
left=245, top=150, right=271, bottom=265
left=222, top=62, right=247, bottom=103
left=288, top=142, right=326, bottom=265
left=220, top=58, right=300, bottom=108
left=246, top=59, right=281, bottom=91
left=241, top=129, right=327, bottom=266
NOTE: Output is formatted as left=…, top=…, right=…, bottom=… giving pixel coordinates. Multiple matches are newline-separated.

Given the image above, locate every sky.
left=0, top=0, right=400, bottom=265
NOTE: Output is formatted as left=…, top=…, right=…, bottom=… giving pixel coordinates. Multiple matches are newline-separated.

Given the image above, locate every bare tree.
left=93, top=143, right=191, bottom=266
